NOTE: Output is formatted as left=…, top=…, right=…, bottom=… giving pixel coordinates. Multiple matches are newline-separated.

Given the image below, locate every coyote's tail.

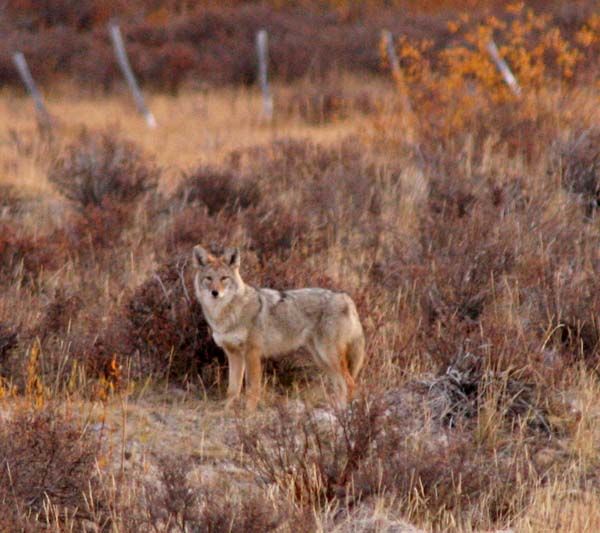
left=347, top=334, right=365, bottom=379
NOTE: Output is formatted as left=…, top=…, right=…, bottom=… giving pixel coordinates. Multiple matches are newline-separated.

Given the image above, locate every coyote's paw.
left=245, top=397, right=259, bottom=412
left=224, top=397, right=239, bottom=412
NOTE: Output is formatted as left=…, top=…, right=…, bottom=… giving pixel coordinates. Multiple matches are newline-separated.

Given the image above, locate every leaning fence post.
left=12, top=52, right=52, bottom=127
left=486, top=40, right=522, bottom=96
left=381, top=30, right=412, bottom=113
left=108, top=21, right=157, bottom=128
left=256, top=29, right=273, bottom=120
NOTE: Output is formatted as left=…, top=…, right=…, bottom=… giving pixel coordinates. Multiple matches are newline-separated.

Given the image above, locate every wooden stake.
left=256, top=29, right=273, bottom=120
left=487, top=40, right=522, bottom=96
left=12, top=52, right=52, bottom=127
left=108, top=21, right=157, bottom=128
left=381, top=30, right=412, bottom=113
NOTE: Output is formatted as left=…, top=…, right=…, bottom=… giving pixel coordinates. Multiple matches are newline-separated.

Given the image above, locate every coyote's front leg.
left=244, top=344, right=262, bottom=411
left=224, top=348, right=245, bottom=410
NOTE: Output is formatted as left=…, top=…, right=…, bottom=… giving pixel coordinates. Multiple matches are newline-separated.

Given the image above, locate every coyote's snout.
left=192, top=245, right=366, bottom=410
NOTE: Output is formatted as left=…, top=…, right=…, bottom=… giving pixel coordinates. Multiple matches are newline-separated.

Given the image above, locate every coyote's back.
left=192, top=245, right=365, bottom=410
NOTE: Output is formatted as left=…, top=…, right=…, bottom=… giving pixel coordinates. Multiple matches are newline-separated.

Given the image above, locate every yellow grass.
left=0, top=79, right=388, bottom=196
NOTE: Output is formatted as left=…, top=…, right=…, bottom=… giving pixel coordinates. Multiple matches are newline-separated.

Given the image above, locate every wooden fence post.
left=12, top=52, right=52, bottom=127
left=256, top=29, right=273, bottom=120
left=108, top=21, right=157, bottom=128
left=486, top=40, right=522, bottom=96
left=381, top=30, right=412, bottom=113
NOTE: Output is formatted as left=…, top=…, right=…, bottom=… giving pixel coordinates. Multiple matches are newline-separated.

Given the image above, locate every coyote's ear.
left=192, top=245, right=210, bottom=268
left=223, top=247, right=240, bottom=269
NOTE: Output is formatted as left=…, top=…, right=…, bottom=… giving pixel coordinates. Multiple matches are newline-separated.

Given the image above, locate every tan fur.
left=192, top=245, right=366, bottom=410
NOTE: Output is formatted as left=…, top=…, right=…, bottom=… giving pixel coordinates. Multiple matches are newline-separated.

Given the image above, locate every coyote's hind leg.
left=244, top=344, right=262, bottom=411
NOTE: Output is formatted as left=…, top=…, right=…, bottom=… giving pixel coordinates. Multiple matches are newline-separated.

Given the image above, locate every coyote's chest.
left=203, top=308, right=249, bottom=351
left=199, top=291, right=259, bottom=352
left=211, top=326, right=248, bottom=350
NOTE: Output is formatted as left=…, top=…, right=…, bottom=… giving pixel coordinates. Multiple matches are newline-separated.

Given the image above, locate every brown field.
left=1, top=2, right=600, bottom=531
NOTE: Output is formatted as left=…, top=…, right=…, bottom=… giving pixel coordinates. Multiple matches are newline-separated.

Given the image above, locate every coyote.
left=192, top=245, right=365, bottom=410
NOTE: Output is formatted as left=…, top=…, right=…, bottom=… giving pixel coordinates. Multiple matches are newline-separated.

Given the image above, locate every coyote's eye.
left=220, top=276, right=230, bottom=282
left=204, top=276, right=212, bottom=282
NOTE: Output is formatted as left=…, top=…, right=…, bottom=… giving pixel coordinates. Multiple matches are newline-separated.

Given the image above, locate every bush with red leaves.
left=237, top=396, right=536, bottom=528
left=117, top=256, right=224, bottom=384
left=173, top=166, right=261, bottom=216
left=0, top=324, right=18, bottom=379
left=142, top=453, right=298, bottom=532
left=557, top=128, right=600, bottom=216
left=49, top=129, right=159, bottom=209
left=47, top=130, right=159, bottom=259
left=66, top=198, right=132, bottom=252
left=0, top=222, right=70, bottom=285
left=0, top=405, right=102, bottom=527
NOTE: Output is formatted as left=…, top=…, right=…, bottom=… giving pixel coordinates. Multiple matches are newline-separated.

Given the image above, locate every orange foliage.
left=382, top=3, right=599, bottom=137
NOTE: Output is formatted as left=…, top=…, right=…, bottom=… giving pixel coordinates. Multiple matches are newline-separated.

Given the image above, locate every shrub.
left=173, top=166, right=260, bottom=216
left=0, top=405, right=102, bottom=525
left=251, top=251, right=338, bottom=293
left=417, top=163, right=515, bottom=342
left=48, top=129, right=159, bottom=209
left=6, top=0, right=110, bottom=31
left=238, top=396, right=538, bottom=529
left=159, top=206, right=234, bottom=259
left=557, top=128, right=600, bottom=216
left=162, top=139, right=379, bottom=261
left=228, top=137, right=385, bottom=257
left=70, top=37, right=120, bottom=91
left=143, top=454, right=295, bottom=532
left=244, top=207, right=315, bottom=259
left=536, top=258, right=600, bottom=367
left=0, top=222, right=70, bottom=285
left=0, top=324, right=18, bottom=380
left=237, top=398, right=385, bottom=510
left=136, top=42, right=199, bottom=94
left=65, top=198, right=132, bottom=251
left=36, top=288, right=83, bottom=342
left=66, top=310, right=126, bottom=390
left=115, top=255, right=224, bottom=384
left=376, top=428, right=534, bottom=529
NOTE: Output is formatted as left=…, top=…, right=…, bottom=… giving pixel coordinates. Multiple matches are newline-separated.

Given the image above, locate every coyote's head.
left=192, top=245, right=244, bottom=306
